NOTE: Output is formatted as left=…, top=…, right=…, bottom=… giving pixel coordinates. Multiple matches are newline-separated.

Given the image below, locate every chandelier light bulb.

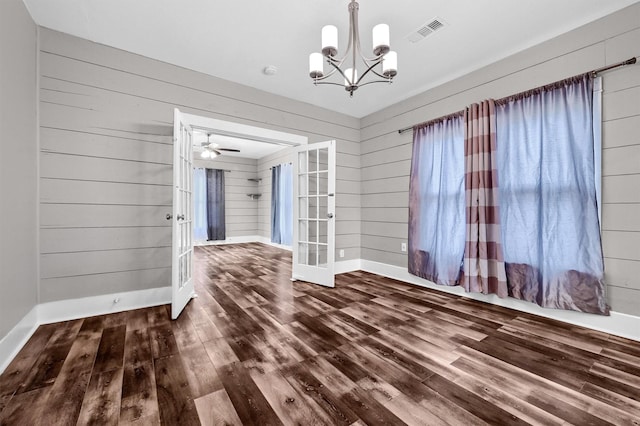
left=372, top=24, right=390, bottom=56
left=344, top=68, right=357, bottom=87
left=321, top=25, right=338, bottom=56
left=382, top=51, right=398, bottom=77
left=309, top=53, right=324, bottom=78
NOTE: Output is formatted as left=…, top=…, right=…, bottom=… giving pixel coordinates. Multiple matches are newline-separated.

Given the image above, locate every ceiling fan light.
left=210, top=150, right=220, bottom=159
left=201, top=150, right=210, bottom=159
left=372, top=24, right=390, bottom=56
left=382, top=51, right=398, bottom=78
left=321, top=25, right=338, bottom=56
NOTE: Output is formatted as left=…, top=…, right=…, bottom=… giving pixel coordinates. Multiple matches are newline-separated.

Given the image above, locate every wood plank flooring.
left=1, top=242, right=640, bottom=425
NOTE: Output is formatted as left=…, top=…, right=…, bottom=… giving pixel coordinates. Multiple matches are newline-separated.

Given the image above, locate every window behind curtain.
left=193, top=168, right=208, bottom=241
left=495, top=75, right=608, bottom=314
left=271, top=163, right=293, bottom=245
left=408, top=115, right=465, bottom=285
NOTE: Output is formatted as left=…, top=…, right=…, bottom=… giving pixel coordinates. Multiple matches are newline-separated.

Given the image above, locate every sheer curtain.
left=271, top=163, right=293, bottom=245
left=495, top=74, right=608, bottom=314
left=193, top=168, right=208, bottom=241
left=206, top=169, right=226, bottom=241
left=408, top=115, right=465, bottom=285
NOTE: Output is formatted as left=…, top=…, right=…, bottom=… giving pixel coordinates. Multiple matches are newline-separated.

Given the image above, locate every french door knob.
left=166, top=213, right=173, bottom=220
left=177, top=214, right=185, bottom=221
left=327, top=213, right=334, bottom=219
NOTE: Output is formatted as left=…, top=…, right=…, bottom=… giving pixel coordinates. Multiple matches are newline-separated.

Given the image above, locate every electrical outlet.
left=339, top=249, right=345, bottom=258
left=401, top=242, right=407, bottom=252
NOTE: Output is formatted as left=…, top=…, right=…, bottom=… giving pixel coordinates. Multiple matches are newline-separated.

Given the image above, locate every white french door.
left=171, top=108, right=195, bottom=319
left=292, top=140, right=336, bottom=287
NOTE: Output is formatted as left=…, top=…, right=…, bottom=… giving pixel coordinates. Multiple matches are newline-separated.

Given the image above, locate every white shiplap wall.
left=359, top=3, right=640, bottom=316
left=38, top=28, right=360, bottom=303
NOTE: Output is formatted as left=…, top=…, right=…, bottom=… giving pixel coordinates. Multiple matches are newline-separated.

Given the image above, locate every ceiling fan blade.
left=218, top=148, right=241, bottom=152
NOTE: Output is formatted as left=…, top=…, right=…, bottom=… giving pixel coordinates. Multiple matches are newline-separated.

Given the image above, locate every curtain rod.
left=269, top=162, right=293, bottom=170
left=197, top=167, right=231, bottom=172
left=397, top=56, right=637, bottom=135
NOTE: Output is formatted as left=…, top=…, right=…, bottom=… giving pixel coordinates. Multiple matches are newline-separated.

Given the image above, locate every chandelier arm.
left=368, top=68, right=390, bottom=79
left=312, top=81, right=350, bottom=87
left=311, top=63, right=341, bottom=82
left=329, top=61, right=352, bottom=84
left=354, top=59, right=384, bottom=86
left=355, top=79, right=394, bottom=87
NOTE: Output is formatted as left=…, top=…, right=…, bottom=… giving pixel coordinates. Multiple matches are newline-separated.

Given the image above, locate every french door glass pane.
left=318, top=244, right=328, bottom=267
left=298, top=242, right=308, bottom=265
left=307, top=219, right=318, bottom=243
left=309, top=174, right=318, bottom=196
left=308, top=196, right=318, bottom=219
left=299, top=220, right=308, bottom=242
left=298, top=197, right=308, bottom=219
left=319, top=220, right=328, bottom=244
left=298, top=175, right=308, bottom=196
left=309, top=149, right=319, bottom=172
left=308, top=243, right=318, bottom=266
left=318, top=171, right=328, bottom=194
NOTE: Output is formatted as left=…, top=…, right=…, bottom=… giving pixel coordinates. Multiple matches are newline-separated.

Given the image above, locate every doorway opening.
left=172, top=110, right=337, bottom=319
left=183, top=112, right=306, bottom=250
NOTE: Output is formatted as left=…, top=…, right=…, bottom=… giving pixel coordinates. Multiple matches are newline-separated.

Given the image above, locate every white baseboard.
left=0, top=306, right=39, bottom=374
left=360, top=259, right=640, bottom=342
left=0, top=286, right=171, bottom=374
left=335, top=258, right=362, bottom=274
left=195, top=235, right=263, bottom=246
left=38, top=286, right=171, bottom=325
left=196, top=235, right=294, bottom=252
left=255, top=236, right=293, bottom=252
left=5, top=255, right=636, bottom=375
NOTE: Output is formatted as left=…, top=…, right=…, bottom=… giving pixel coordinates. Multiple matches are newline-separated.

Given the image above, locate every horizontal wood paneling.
left=38, top=28, right=359, bottom=301
left=358, top=4, right=640, bottom=315
left=40, top=227, right=171, bottom=253
left=40, top=179, right=172, bottom=206
left=40, top=268, right=171, bottom=302
left=40, top=204, right=171, bottom=228
left=602, top=115, right=640, bottom=149
left=41, top=247, right=171, bottom=279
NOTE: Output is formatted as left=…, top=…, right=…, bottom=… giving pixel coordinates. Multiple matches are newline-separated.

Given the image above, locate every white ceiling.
left=193, top=131, right=289, bottom=160
left=23, top=0, right=639, bottom=118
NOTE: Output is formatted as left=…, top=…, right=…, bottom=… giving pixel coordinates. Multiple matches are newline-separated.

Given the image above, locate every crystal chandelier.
left=308, top=0, right=398, bottom=97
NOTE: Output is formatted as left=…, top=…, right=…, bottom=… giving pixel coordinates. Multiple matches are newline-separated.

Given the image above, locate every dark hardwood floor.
left=1, top=242, right=640, bottom=425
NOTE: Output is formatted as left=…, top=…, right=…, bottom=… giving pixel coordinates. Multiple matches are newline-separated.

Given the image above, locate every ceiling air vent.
left=406, top=17, right=446, bottom=43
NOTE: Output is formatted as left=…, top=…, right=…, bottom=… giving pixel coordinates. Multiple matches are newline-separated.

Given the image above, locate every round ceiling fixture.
left=263, top=65, right=278, bottom=76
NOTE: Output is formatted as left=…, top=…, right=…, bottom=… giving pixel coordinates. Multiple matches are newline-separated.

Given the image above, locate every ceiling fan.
left=198, top=133, right=240, bottom=159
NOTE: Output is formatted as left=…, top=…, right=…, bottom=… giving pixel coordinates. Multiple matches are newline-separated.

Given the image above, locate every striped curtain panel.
left=462, top=100, right=508, bottom=297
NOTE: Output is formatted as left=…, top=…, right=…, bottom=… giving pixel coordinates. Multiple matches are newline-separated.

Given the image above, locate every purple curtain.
left=408, top=114, right=465, bottom=286
left=206, top=169, right=225, bottom=241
